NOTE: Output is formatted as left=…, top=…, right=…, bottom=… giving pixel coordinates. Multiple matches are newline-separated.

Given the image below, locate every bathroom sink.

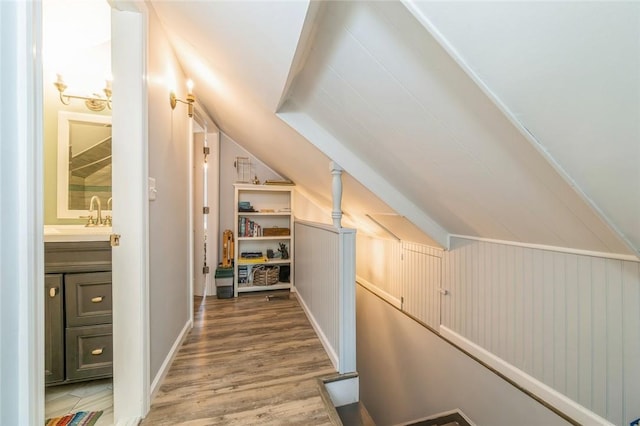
left=44, top=225, right=112, bottom=242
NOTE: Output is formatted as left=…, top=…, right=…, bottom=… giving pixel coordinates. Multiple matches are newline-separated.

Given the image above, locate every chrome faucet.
left=89, top=195, right=102, bottom=226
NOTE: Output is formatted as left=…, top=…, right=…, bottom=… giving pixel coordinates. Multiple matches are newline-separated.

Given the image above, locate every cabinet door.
left=45, top=274, right=64, bottom=384
left=65, top=271, right=112, bottom=327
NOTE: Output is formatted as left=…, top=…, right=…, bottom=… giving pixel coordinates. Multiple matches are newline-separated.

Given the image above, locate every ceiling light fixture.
left=170, top=79, right=195, bottom=118
left=54, top=74, right=112, bottom=112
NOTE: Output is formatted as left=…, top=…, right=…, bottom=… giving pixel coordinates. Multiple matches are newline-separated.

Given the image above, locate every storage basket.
left=252, top=265, right=280, bottom=286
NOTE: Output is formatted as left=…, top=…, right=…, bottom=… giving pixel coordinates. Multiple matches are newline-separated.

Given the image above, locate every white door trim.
left=111, top=2, right=150, bottom=423
left=191, top=107, right=220, bottom=301
left=188, top=114, right=194, bottom=318
left=0, top=1, right=44, bottom=424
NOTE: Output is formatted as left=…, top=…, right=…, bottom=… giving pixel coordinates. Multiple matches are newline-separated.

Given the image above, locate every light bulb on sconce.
left=104, top=73, right=113, bottom=99
left=53, top=73, right=112, bottom=111
left=170, top=79, right=195, bottom=118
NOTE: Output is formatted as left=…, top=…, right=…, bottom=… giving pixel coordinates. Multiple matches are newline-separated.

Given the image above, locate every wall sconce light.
left=54, top=74, right=112, bottom=112
left=170, top=79, right=195, bottom=118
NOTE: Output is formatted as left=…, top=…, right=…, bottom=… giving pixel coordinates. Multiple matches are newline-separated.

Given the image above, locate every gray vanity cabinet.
left=45, top=274, right=64, bottom=384
left=45, top=241, right=112, bottom=385
left=65, top=271, right=113, bottom=380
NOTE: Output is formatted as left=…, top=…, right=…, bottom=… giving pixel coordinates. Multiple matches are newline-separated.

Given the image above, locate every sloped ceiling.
left=150, top=1, right=425, bottom=244
left=150, top=1, right=637, bottom=257
left=407, top=0, right=640, bottom=254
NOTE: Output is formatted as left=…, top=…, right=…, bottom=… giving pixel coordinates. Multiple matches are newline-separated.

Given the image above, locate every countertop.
left=44, top=225, right=112, bottom=243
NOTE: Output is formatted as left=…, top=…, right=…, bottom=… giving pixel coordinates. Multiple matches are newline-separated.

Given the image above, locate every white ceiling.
left=150, top=0, right=638, bottom=257
left=408, top=0, right=640, bottom=254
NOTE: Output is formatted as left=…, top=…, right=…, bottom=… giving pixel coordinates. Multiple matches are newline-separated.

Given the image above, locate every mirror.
left=57, top=111, right=112, bottom=219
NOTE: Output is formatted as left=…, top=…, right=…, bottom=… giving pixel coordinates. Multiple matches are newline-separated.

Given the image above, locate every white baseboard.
left=296, top=292, right=339, bottom=371
left=115, top=416, right=142, bottom=426
left=149, top=319, right=193, bottom=399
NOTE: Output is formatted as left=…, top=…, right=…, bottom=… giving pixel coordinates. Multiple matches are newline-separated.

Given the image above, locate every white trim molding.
left=356, top=276, right=402, bottom=310
left=150, top=320, right=193, bottom=399
left=440, top=326, right=613, bottom=426
left=111, top=2, right=151, bottom=423
left=297, top=293, right=340, bottom=369
left=450, top=234, right=640, bottom=262
left=0, top=1, right=44, bottom=424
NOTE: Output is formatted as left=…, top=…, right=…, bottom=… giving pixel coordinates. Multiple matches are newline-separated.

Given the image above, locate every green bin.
left=215, top=267, right=234, bottom=299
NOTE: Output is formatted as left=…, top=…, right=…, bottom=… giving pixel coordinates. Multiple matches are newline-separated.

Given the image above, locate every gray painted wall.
left=147, top=6, right=191, bottom=380
left=218, top=133, right=281, bottom=258
left=356, top=285, right=570, bottom=426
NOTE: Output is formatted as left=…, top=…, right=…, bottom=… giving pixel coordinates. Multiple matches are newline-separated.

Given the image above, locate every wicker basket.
left=251, top=265, right=280, bottom=286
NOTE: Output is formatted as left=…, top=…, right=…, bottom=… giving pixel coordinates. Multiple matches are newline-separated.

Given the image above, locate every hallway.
left=141, top=292, right=337, bottom=425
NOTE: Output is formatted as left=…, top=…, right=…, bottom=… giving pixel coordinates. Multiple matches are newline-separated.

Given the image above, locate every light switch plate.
left=148, top=177, right=157, bottom=201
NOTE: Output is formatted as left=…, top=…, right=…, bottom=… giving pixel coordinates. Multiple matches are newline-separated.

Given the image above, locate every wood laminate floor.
left=141, top=291, right=337, bottom=425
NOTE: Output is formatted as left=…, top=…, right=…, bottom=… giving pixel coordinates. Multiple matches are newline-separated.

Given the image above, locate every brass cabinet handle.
left=49, top=287, right=58, bottom=298
left=91, top=348, right=104, bottom=356
left=91, top=296, right=104, bottom=303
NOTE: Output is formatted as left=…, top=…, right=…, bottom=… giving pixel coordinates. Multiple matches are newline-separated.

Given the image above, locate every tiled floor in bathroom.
left=45, top=378, right=113, bottom=425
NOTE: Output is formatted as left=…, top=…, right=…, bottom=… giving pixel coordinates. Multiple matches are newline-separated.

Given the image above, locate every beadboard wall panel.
left=402, top=242, right=443, bottom=330
left=295, top=221, right=357, bottom=374
left=442, top=237, right=640, bottom=426
left=295, top=221, right=340, bottom=361
left=356, top=233, right=640, bottom=424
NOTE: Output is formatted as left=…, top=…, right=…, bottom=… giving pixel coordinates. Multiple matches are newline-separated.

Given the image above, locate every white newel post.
left=331, top=161, right=343, bottom=228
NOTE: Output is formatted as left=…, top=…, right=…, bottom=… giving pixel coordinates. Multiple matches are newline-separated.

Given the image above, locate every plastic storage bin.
left=215, top=267, right=234, bottom=299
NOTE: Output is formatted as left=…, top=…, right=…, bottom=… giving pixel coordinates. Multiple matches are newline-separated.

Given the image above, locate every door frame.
left=191, top=108, right=220, bottom=303
left=110, top=1, right=150, bottom=423
left=0, top=1, right=45, bottom=424
left=0, top=1, right=151, bottom=424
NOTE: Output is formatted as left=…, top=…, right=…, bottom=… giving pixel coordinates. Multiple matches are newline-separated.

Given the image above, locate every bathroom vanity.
left=44, top=226, right=113, bottom=385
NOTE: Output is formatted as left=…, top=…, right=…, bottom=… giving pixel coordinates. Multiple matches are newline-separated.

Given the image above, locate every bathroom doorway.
left=42, top=1, right=114, bottom=423
left=42, top=0, right=150, bottom=423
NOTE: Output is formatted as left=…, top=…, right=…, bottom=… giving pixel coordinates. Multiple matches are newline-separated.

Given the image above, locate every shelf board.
left=237, top=236, right=291, bottom=241
left=237, top=259, right=291, bottom=266
left=237, top=283, right=291, bottom=292
left=237, top=212, right=291, bottom=216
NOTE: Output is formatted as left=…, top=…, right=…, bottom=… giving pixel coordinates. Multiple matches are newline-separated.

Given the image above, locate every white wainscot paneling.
left=401, top=242, right=442, bottom=330
left=441, top=237, right=640, bottom=425
left=295, top=221, right=356, bottom=374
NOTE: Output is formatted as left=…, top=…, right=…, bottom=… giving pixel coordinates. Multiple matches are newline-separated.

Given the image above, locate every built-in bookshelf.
left=233, top=184, right=294, bottom=296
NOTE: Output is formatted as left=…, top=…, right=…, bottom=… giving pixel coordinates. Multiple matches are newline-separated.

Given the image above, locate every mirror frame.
left=57, top=111, right=112, bottom=219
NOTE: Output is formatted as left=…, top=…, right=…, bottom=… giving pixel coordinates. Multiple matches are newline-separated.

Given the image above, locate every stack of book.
left=239, top=217, right=262, bottom=237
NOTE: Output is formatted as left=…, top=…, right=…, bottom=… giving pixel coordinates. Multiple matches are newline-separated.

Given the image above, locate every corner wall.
left=356, top=285, right=569, bottom=426
left=147, top=5, right=191, bottom=380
